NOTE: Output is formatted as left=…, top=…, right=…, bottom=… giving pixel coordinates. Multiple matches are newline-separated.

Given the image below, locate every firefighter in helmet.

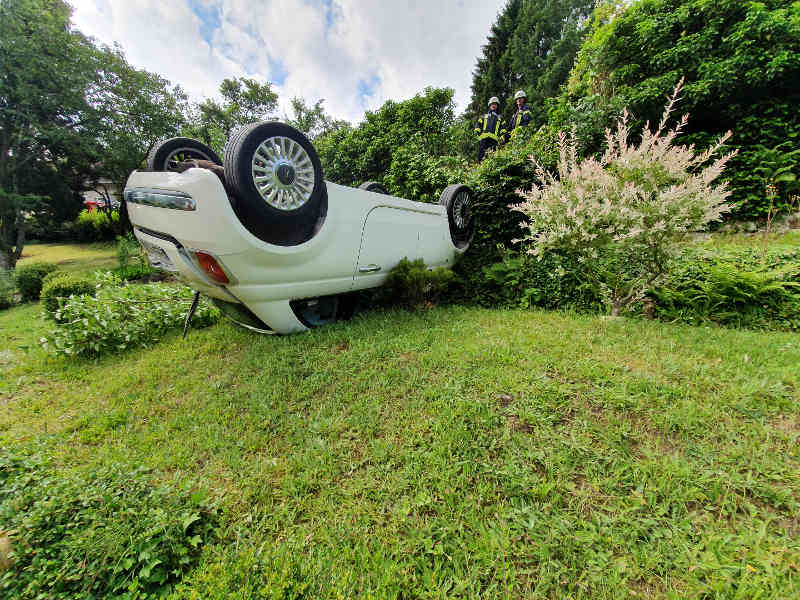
left=474, top=96, right=507, bottom=162
left=509, top=90, right=532, bottom=137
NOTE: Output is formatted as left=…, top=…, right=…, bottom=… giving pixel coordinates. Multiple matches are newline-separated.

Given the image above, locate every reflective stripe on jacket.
left=474, top=111, right=507, bottom=142
left=510, top=104, right=533, bottom=134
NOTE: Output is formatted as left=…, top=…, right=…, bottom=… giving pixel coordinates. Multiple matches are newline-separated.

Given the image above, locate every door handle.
left=358, top=264, right=381, bottom=273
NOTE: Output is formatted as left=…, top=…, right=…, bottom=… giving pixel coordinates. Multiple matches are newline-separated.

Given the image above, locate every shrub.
left=650, top=247, right=800, bottom=330
left=14, top=262, right=58, bottom=302
left=0, top=450, right=218, bottom=599
left=116, top=233, right=143, bottom=270
left=480, top=250, right=603, bottom=311
left=0, top=270, right=16, bottom=309
left=379, top=258, right=455, bottom=308
left=114, top=234, right=156, bottom=281
left=514, top=80, right=736, bottom=315
left=41, top=273, right=96, bottom=318
left=41, top=282, right=220, bottom=356
left=73, top=209, right=119, bottom=242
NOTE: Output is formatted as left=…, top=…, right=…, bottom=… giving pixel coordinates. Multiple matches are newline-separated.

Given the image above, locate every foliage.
left=183, top=77, right=278, bottom=156
left=0, top=450, right=218, bottom=599
left=467, top=0, right=523, bottom=120
left=73, top=209, right=119, bottom=243
left=383, top=137, right=469, bottom=203
left=1, top=0, right=188, bottom=264
left=479, top=250, right=603, bottom=312
left=379, top=258, right=455, bottom=308
left=116, top=233, right=144, bottom=270
left=651, top=247, right=800, bottom=331
left=284, top=97, right=348, bottom=140
left=41, top=279, right=220, bottom=356
left=13, top=262, right=58, bottom=302
left=515, top=84, right=735, bottom=315
left=467, top=0, right=595, bottom=124
left=464, top=125, right=559, bottom=253
left=315, top=88, right=457, bottom=188
left=568, top=0, right=800, bottom=218
left=40, top=272, right=95, bottom=318
left=0, top=268, right=16, bottom=309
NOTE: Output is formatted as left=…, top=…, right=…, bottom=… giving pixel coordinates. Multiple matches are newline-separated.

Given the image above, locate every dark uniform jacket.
left=474, top=111, right=507, bottom=142
left=510, top=103, right=533, bottom=135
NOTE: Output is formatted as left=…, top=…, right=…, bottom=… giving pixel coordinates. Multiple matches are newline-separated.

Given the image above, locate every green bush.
left=41, top=273, right=96, bottom=318
left=379, top=258, right=455, bottom=308
left=41, top=281, right=220, bottom=356
left=650, top=248, right=800, bottom=331
left=477, top=245, right=800, bottom=331
left=0, top=450, right=218, bottom=599
left=14, top=262, right=58, bottom=302
left=40, top=269, right=69, bottom=288
left=73, top=209, right=119, bottom=242
left=113, top=263, right=157, bottom=282
left=479, top=250, right=603, bottom=312
left=0, top=270, right=16, bottom=309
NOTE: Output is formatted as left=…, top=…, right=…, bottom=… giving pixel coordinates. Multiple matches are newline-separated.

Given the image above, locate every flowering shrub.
left=514, top=80, right=737, bottom=315
left=41, top=279, right=220, bottom=356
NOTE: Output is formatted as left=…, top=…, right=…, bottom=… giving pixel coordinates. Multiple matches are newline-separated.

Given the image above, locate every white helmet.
left=487, top=96, right=500, bottom=108
left=514, top=90, right=526, bottom=101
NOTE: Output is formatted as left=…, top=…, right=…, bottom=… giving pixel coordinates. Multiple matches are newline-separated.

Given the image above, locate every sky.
left=69, top=0, right=508, bottom=124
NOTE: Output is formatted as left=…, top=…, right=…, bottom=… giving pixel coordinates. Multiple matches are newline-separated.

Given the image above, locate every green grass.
left=17, top=242, right=117, bottom=275
left=1, top=293, right=798, bottom=598
left=694, top=230, right=800, bottom=252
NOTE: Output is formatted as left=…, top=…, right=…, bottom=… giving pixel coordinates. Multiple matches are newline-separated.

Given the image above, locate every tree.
left=183, top=77, right=278, bottom=155
left=506, top=0, right=595, bottom=126
left=88, top=45, right=188, bottom=232
left=568, top=0, right=800, bottom=217
left=1, top=0, right=190, bottom=268
left=467, top=0, right=595, bottom=123
left=314, top=87, right=458, bottom=189
left=284, top=97, right=347, bottom=139
left=0, top=0, right=98, bottom=269
left=467, top=0, right=522, bottom=121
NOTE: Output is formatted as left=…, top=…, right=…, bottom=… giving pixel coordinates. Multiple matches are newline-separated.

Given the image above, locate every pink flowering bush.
left=514, top=80, right=737, bottom=316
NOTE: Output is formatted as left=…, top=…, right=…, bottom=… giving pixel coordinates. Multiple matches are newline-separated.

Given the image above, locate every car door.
left=354, top=206, right=436, bottom=283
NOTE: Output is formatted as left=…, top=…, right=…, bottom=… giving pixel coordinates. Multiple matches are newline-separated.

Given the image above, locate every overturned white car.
left=124, top=122, right=475, bottom=334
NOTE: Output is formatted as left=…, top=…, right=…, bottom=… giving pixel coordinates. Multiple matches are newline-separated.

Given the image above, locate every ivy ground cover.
left=1, top=299, right=798, bottom=598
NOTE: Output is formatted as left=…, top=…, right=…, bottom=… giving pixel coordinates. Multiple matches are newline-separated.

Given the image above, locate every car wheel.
left=358, top=181, right=389, bottom=194
left=147, top=137, right=221, bottom=172
left=224, top=122, right=327, bottom=246
left=439, top=184, right=476, bottom=250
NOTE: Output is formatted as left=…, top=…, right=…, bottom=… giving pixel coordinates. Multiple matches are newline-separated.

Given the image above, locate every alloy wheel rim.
left=165, top=147, right=214, bottom=171
left=251, top=136, right=315, bottom=211
left=452, top=190, right=471, bottom=229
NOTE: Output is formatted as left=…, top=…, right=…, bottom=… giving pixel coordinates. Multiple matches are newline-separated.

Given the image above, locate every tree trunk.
left=0, top=249, right=13, bottom=271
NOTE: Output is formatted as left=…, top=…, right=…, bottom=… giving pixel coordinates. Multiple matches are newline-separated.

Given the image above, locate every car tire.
left=147, top=137, right=221, bottom=172
left=358, top=181, right=389, bottom=195
left=439, top=184, right=476, bottom=250
left=224, top=122, right=327, bottom=246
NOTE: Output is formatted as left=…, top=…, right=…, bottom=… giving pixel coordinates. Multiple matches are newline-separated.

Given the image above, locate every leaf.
left=182, top=513, right=201, bottom=532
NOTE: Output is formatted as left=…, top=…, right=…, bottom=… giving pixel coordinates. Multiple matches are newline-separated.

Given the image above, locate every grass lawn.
left=1, top=278, right=798, bottom=598
left=17, top=242, right=117, bottom=275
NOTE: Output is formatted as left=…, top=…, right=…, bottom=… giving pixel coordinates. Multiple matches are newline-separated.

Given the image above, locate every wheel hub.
left=251, top=136, right=315, bottom=211
left=276, top=162, right=295, bottom=186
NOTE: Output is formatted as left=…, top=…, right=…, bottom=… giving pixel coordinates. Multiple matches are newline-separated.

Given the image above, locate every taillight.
left=193, top=251, right=230, bottom=284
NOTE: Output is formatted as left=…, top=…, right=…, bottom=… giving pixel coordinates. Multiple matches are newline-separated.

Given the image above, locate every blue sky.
left=70, top=0, right=506, bottom=123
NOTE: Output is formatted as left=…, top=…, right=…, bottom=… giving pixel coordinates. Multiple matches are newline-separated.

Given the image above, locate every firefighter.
left=509, top=90, right=532, bottom=137
left=474, top=96, right=507, bottom=162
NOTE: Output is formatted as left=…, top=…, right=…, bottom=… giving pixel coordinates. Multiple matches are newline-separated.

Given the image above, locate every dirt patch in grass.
left=771, top=413, right=800, bottom=436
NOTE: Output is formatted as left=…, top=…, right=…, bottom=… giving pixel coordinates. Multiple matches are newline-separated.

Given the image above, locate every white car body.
left=124, top=167, right=467, bottom=334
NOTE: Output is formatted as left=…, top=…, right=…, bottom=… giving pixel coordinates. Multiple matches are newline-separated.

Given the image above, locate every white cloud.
left=69, top=0, right=506, bottom=123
